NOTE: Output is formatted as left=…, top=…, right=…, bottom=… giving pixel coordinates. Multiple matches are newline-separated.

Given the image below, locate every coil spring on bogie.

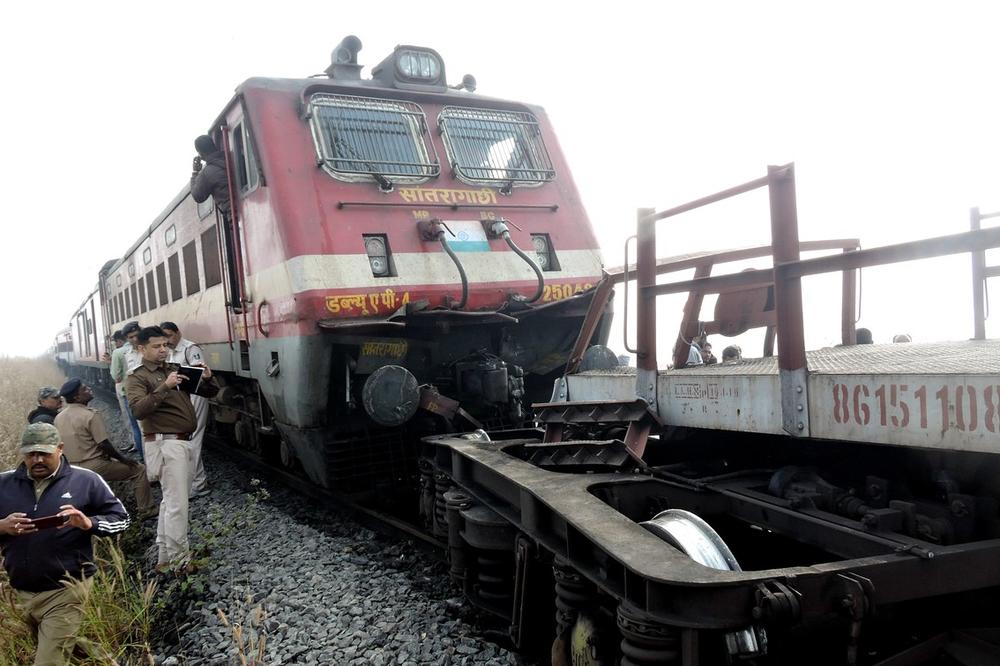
left=433, top=473, right=452, bottom=538
left=618, top=603, right=680, bottom=666
left=474, top=551, right=513, bottom=603
left=553, top=561, right=593, bottom=635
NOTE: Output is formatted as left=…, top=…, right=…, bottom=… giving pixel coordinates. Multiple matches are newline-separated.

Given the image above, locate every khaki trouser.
left=16, top=577, right=93, bottom=666
left=188, top=394, right=209, bottom=496
left=144, top=436, right=190, bottom=565
left=77, top=457, right=155, bottom=513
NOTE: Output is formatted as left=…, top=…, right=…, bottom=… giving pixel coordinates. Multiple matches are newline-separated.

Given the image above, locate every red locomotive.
left=60, top=37, right=608, bottom=490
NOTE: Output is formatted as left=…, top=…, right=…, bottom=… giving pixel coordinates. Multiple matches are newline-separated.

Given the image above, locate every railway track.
left=204, top=433, right=445, bottom=555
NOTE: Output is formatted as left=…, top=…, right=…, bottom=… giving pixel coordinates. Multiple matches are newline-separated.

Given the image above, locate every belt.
left=143, top=433, right=191, bottom=442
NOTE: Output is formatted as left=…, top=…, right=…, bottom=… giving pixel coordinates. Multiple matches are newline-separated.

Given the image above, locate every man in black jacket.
left=190, top=134, right=231, bottom=218
left=191, top=134, right=241, bottom=306
left=27, top=386, right=62, bottom=424
left=0, top=423, right=129, bottom=665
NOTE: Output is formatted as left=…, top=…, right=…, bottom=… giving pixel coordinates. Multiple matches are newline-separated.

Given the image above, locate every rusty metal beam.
left=643, top=227, right=1000, bottom=300
left=972, top=208, right=987, bottom=340
left=635, top=208, right=658, bottom=409
left=644, top=268, right=775, bottom=298
left=777, top=226, right=1000, bottom=280
left=640, top=172, right=775, bottom=225
left=562, top=277, right=616, bottom=375
left=605, top=238, right=860, bottom=284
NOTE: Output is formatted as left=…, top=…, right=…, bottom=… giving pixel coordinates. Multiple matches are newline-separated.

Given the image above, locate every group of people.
left=685, top=334, right=743, bottom=367
left=3, top=322, right=218, bottom=664
left=0, top=134, right=231, bottom=665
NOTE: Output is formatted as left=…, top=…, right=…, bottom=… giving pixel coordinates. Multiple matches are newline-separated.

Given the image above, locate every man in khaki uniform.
left=54, top=378, right=155, bottom=518
left=125, top=326, right=218, bottom=570
left=161, top=321, right=210, bottom=498
left=0, top=423, right=130, bottom=665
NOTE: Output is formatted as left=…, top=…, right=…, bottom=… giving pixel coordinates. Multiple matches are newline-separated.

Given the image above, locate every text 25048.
left=831, top=383, right=1000, bottom=434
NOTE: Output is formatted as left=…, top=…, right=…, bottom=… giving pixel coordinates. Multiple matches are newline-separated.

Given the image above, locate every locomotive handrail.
left=256, top=299, right=269, bottom=338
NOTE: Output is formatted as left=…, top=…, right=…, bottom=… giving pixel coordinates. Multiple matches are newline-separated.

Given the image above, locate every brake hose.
left=439, top=235, right=469, bottom=310
left=494, top=221, right=544, bottom=303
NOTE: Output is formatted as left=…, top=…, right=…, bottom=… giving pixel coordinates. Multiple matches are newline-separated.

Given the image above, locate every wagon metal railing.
left=559, top=163, right=1000, bottom=444
left=971, top=206, right=1000, bottom=340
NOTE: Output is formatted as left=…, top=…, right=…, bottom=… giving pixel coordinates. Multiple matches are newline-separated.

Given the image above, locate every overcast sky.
left=2, top=1, right=998, bottom=358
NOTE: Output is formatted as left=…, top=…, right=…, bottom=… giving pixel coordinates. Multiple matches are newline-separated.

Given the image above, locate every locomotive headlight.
left=364, top=235, right=391, bottom=277
left=397, top=50, right=441, bottom=82
left=531, top=233, right=558, bottom=272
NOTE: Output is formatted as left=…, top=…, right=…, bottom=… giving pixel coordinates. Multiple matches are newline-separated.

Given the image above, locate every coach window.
left=156, top=263, right=169, bottom=306
left=438, top=107, right=555, bottom=188
left=232, top=121, right=260, bottom=194
left=165, top=225, right=177, bottom=247
left=168, top=253, right=183, bottom=301
left=142, top=247, right=152, bottom=265
left=115, top=274, right=122, bottom=288
left=137, top=277, right=148, bottom=313
left=128, top=263, right=135, bottom=278
left=121, top=292, right=129, bottom=319
left=308, top=94, right=438, bottom=187
left=201, top=226, right=222, bottom=288
left=130, top=284, right=139, bottom=316
left=112, top=295, right=119, bottom=323
left=124, top=288, right=132, bottom=318
left=145, top=271, right=157, bottom=310
left=183, top=240, right=200, bottom=296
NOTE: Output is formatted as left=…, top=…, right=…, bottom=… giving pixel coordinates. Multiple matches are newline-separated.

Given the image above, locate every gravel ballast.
left=93, top=396, right=523, bottom=665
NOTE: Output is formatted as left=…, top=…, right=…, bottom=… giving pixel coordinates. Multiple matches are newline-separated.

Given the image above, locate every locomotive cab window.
left=438, top=107, right=554, bottom=187
left=308, top=93, right=438, bottom=185
left=232, top=121, right=260, bottom=195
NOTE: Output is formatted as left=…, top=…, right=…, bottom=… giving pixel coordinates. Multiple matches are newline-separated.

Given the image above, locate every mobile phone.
left=29, top=514, right=70, bottom=530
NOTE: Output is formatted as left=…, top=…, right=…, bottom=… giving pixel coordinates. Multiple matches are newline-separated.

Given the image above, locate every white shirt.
left=125, top=344, right=143, bottom=374
left=687, top=344, right=703, bottom=366
left=167, top=338, right=204, bottom=366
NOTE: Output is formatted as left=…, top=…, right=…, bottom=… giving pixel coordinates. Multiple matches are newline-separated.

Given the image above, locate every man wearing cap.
left=54, top=378, right=156, bottom=519
left=126, top=326, right=219, bottom=570
left=110, top=321, right=144, bottom=461
left=27, top=387, right=62, bottom=425
left=0, top=423, right=129, bottom=665
left=161, top=321, right=210, bottom=498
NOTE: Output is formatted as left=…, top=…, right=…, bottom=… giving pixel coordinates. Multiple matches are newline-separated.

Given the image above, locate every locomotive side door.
left=217, top=119, right=259, bottom=375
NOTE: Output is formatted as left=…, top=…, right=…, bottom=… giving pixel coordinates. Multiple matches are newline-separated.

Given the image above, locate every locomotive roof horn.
left=325, top=35, right=363, bottom=80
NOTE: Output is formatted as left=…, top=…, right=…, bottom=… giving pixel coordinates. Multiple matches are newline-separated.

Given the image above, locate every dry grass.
left=0, top=356, right=65, bottom=468
left=0, top=356, right=156, bottom=664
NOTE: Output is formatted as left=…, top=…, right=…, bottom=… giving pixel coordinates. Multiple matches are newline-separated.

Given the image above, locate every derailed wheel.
left=640, top=510, right=764, bottom=658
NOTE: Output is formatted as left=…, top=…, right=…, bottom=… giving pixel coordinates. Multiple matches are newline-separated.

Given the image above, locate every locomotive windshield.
left=308, top=94, right=439, bottom=184
left=438, top=107, right=555, bottom=186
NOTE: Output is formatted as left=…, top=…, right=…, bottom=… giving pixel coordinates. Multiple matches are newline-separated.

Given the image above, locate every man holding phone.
left=0, top=422, right=129, bottom=665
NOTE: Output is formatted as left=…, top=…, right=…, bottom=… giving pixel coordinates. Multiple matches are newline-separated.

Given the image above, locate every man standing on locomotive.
left=125, top=326, right=219, bottom=571
left=160, top=321, right=210, bottom=499
left=190, top=134, right=231, bottom=219
left=190, top=134, right=242, bottom=307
